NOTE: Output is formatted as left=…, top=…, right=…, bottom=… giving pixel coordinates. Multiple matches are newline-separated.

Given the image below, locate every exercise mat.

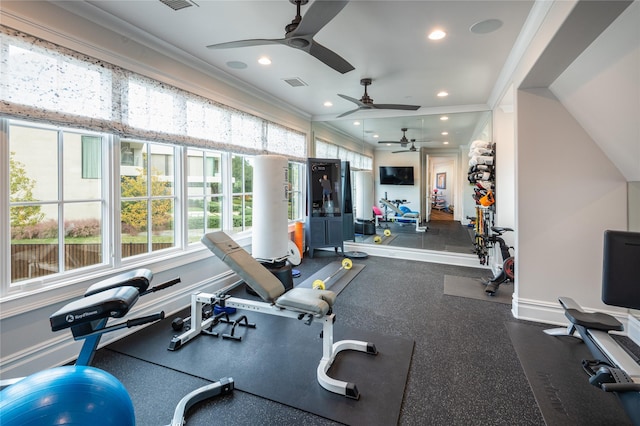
left=296, top=260, right=364, bottom=294
left=361, top=233, right=397, bottom=245
left=506, top=322, right=632, bottom=426
left=108, top=308, right=414, bottom=426
left=443, top=274, right=512, bottom=304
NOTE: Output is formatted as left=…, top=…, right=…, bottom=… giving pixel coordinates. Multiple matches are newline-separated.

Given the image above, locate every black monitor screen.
left=602, top=230, right=640, bottom=310
left=379, top=166, right=414, bottom=185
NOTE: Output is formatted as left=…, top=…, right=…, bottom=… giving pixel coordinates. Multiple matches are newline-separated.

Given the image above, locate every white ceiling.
left=52, top=0, right=534, bottom=148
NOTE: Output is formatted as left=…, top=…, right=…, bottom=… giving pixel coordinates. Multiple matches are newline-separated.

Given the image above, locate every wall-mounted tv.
left=379, top=166, right=414, bottom=185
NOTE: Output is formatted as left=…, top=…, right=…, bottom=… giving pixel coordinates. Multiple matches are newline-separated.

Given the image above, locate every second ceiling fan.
left=392, top=140, right=420, bottom=154
left=337, top=79, right=421, bottom=118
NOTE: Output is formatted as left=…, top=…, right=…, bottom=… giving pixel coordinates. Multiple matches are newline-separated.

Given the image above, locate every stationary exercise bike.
left=0, top=269, right=234, bottom=426
left=482, top=226, right=515, bottom=295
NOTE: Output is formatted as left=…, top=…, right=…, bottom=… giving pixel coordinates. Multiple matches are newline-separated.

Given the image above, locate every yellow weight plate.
left=373, top=235, right=382, bottom=244
left=384, top=229, right=391, bottom=236
left=312, top=279, right=325, bottom=290
left=342, top=258, right=353, bottom=270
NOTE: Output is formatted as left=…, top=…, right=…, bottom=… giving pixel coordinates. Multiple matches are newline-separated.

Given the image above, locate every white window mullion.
left=0, top=118, right=9, bottom=296
left=222, top=152, right=233, bottom=232
left=57, top=128, right=65, bottom=274
left=108, top=134, right=120, bottom=268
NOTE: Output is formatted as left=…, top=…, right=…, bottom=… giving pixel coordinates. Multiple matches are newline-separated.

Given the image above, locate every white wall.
left=630, top=182, right=640, bottom=232
left=432, top=160, right=454, bottom=208
left=493, top=91, right=516, bottom=249
left=514, top=88, right=628, bottom=323
left=374, top=149, right=421, bottom=212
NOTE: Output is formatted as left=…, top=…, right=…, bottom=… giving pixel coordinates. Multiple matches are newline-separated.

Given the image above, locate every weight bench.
left=169, top=231, right=378, bottom=399
left=379, top=198, right=426, bottom=232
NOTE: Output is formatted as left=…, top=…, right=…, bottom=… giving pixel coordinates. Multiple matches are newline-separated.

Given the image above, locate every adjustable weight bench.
left=379, top=198, right=426, bottom=232
left=169, top=231, right=378, bottom=399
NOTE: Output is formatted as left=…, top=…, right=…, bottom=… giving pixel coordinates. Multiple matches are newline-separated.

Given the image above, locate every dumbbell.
left=312, top=258, right=353, bottom=290
left=373, top=229, right=392, bottom=244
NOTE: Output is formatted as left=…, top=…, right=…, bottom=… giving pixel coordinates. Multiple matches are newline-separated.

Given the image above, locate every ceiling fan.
left=378, top=128, right=423, bottom=147
left=393, top=140, right=421, bottom=154
left=206, top=0, right=354, bottom=74
left=337, top=79, right=421, bottom=118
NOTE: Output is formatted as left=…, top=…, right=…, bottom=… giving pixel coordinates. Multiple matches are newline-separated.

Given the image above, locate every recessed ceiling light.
left=323, top=101, right=333, bottom=107
left=443, top=141, right=449, bottom=145
left=441, top=131, right=449, bottom=136
left=440, top=116, right=449, bottom=121
left=373, top=134, right=379, bottom=138
left=226, top=61, right=247, bottom=69
left=353, top=121, right=361, bottom=126
left=258, top=56, right=271, bottom=65
left=437, top=91, right=448, bottom=97
left=470, top=19, right=503, bottom=34
left=428, top=29, right=446, bottom=40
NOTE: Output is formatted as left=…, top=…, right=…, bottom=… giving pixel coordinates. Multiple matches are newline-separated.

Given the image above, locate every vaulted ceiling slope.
left=550, top=1, right=639, bottom=181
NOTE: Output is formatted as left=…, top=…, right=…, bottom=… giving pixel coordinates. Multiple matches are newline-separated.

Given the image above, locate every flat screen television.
left=379, top=166, right=414, bottom=185
left=602, top=230, right=640, bottom=310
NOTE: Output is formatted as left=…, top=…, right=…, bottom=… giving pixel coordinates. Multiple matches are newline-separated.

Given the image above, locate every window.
left=315, top=138, right=372, bottom=170
left=120, top=140, right=176, bottom=258
left=287, top=162, right=305, bottom=221
left=0, top=32, right=113, bottom=121
left=231, top=154, right=253, bottom=232
left=1, top=27, right=308, bottom=298
left=82, top=136, right=102, bottom=179
left=9, top=122, right=106, bottom=284
left=187, top=148, right=223, bottom=243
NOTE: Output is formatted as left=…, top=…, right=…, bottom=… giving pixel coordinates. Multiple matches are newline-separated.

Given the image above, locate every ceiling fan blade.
left=372, top=103, right=421, bottom=111
left=378, top=141, right=405, bottom=144
left=336, top=107, right=363, bottom=118
left=392, top=149, right=411, bottom=154
left=307, top=41, right=354, bottom=74
left=207, top=38, right=284, bottom=49
left=290, top=0, right=349, bottom=36
left=338, top=94, right=367, bottom=107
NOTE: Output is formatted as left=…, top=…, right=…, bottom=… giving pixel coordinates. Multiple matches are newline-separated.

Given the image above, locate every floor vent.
left=283, top=77, right=308, bottom=87
left=159, top=0, right=198, bottom=11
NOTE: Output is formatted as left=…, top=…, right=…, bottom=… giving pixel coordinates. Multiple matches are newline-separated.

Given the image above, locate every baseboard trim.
left=343, top=242, right=488, bottom=269
left=512, top=296, right=640, bottom=347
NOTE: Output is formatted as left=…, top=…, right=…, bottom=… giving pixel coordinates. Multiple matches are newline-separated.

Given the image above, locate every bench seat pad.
left=275, top=288, right=336, bottom=317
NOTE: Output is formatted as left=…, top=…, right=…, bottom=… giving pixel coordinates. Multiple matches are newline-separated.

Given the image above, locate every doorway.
left=423, top=152, right=460, bottom=223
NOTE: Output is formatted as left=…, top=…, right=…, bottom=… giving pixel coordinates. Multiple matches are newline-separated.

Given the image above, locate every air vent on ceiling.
left=159, top=0, right=198, bottom=11
left=283, top=78, right=308, bottom=88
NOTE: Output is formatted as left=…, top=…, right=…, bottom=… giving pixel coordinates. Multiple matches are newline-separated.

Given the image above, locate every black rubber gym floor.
left=90, top=250, right=638, bottom=425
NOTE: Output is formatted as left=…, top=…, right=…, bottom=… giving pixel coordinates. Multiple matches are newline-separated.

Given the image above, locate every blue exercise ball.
left=0, top=365, right=135, bottom=426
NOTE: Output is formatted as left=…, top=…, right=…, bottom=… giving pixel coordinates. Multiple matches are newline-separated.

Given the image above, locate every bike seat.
left=491, top=226, right=513, bottom=234
left=50, top=286, right=140, bottom=332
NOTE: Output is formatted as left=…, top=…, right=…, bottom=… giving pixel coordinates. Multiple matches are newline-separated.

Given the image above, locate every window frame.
left=5, top=120, right=112, bottom=292
left=1, top=26, right=309, bottom=300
